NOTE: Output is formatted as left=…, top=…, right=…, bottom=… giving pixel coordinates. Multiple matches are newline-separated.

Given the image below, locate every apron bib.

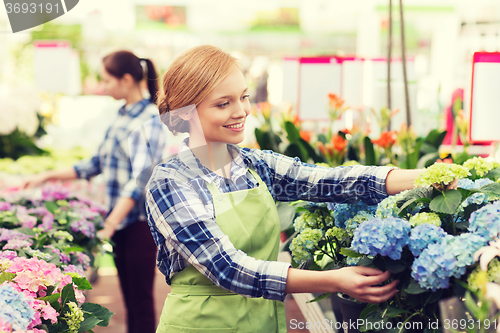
left=156, top=169, right=287, bottom=333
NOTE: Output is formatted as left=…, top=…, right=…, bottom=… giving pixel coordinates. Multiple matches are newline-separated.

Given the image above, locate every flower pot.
left=335, top=293, right=367, bottom=333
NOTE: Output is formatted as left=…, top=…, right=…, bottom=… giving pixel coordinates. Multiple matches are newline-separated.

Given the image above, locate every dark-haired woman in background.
left=20, top=50, right=165, bottom=333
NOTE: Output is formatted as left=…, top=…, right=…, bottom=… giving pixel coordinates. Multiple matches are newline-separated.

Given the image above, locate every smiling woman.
left=146, top=45, right=431, bottom=333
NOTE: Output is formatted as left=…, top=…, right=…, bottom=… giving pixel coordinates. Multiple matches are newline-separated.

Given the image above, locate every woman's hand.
left=332, top=266, right=399, bottom=303
left=97, top=222, right=117, bottom=240
left=17, top=173, right=49, bottom=190
left=433, top=178, right=459, bottom=191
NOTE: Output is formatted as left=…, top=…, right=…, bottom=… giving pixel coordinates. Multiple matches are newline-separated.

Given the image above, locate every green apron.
left=156, top=169, right=287, bottom=333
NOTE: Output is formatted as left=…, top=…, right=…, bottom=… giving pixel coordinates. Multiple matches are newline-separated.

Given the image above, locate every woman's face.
left=100, top=66, right=126, bottom=100
left=194, top=66, right=251, bottom=144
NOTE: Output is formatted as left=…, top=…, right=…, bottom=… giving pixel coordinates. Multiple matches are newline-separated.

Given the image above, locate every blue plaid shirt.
left=146, top=139, right=395, bottom=302
left=74, top=99, right=166, bottom=229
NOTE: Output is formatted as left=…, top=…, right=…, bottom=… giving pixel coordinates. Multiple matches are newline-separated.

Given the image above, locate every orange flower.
left=436, top=158, right=453, bottom=164
left=257, top=102, right=272, bottom=119
left=299, top=130, right=312, bottom=143
left=372, top=131, right=397, bottom=149
left=328, top=93, right=345, bottom=110
left=332, top=135, right=347, bottom=152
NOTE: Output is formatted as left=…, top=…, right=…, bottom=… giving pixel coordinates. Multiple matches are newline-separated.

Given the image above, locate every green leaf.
left=38, top=293, right=61, bottom=311
left=429, top=190, right=462, bottom=214
left=317, top=134, right=327, bottom=144
left=284, top=142, right=308, bottom=162
left=60, top=283, right=77, bottom=307
left=476, top=182, right=500, bottom=197
left=285, top=121, right=301, bottom=143
left=359, top=302, right=379, bottom=319
left=45, top=201, right=58, bottom=214
left=463, top=291, right=482, bottom=320
left=425, top=129, right=447, bottom=149
left=385, top=305, right=408, bottom=317
left=306, top=292, right=332, bottom=303
left=63, top=246, right=85, bottom=253
left=417, top=152, right=440, bottom=169
left=405, top=279, right=427, bottom=294
left=486, top=167, right=500, bottom=181
left=397, top=198, right=417, bottom=216
left=81, top=303, right=114, bottom=326
left=0, top=272, right=16, bottom=284
left=300, top=138, right=323, bottom=163
left=364, top=137, right=376, bottom=166
left=78, top=314, right=102, bottom=332
left=14, top=227, right=36, bottom=236
left=454, top=151, right=471, bottom=165
left=72, top=276, right=92, bottom=290
left=385, top=259, right=407, bottom=274
left=340, top=247, right=363, bottom=258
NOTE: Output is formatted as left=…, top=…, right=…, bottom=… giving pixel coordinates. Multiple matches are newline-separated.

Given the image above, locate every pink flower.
left=17, top=214, right=37, bottom=229
left=4, top=239, right=32, bottom=250
left=7, top=257, right=67, bottom=294
left=34, top=301, right=58, bottom=324
left=0, top=202, right=11, bottom=211
left=0, top=317, right=12, bottom=332
left=41, top=214, right=54, bottom=231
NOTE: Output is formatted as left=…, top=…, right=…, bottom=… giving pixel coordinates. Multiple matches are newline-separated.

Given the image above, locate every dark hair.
left=102, top=50, right=159, bottom=103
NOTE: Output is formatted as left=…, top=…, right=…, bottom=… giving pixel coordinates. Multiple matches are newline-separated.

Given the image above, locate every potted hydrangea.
left=289, top=156, right=500, bottom=332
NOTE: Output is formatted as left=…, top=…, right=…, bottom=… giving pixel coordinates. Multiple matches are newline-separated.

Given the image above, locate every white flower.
left=474, top=239, right=500, bottom=271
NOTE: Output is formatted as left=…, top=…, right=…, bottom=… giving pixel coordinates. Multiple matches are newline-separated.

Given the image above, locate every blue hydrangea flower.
left=468, top=201, right=500, bottom=241
left=411, top=234, right=487, bottom=291
left=459, top=178, right=493, bottom=190
left=447, top=234, right=487, bottom=273
left=411, top=238, right=456, bottom=291
left=345, top=211, right=374, bottom=236
left=409, top=224, right=447, bottom=256
left=351, top=217, right=411, bottom=260
left=0, top=283, right=35, bottom=330
left=327, top=202, right=376, bottom=229
left=460, top=193, right=490, bottom=211
left=345, top=257, right=360, bottom=266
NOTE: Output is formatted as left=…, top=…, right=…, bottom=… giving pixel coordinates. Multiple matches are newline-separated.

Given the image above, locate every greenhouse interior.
left=3, top=1, right=500, bottom=332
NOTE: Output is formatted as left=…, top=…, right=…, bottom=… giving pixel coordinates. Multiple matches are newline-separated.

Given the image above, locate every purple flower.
left=70, top=219, right=96, bottom=238
left=0, top=228, right=31, bottom=242
left=41, top=186, right=70, bottom=201
left=62, top=264, right=85, bottom=276
left=0, top=251, right=17, bottom=260
left=41, top=213, right=55, bottom=231
left=0, top=202, right=11, bottom=211
left=74, top=252, right=91, bottom=269
left=3, top=239, right=32, bottom=250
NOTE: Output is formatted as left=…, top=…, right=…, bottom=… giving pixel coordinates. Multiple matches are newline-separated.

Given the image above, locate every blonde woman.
left=146, top=45, right=449, bottom=332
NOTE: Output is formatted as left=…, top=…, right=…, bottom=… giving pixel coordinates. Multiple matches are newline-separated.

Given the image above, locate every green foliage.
left=0, top=129, right=48, bottom=159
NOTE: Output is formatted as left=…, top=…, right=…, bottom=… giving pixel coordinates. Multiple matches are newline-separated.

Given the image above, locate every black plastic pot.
left=335, top=293, right=367, bottom=333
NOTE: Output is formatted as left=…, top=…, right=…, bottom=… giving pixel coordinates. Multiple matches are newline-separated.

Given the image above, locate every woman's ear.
left=121, top=73, right=135, bottom=87
left=176, top=105, right=196, bottom=121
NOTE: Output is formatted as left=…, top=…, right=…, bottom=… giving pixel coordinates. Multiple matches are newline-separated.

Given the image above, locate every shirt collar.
left=176, top=138, right=250, bottom=183
left=118, top=99, right=150, bottom=117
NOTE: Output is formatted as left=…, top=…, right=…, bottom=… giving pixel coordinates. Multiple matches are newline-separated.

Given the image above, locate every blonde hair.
left=158, top=45, right=237, bottom=135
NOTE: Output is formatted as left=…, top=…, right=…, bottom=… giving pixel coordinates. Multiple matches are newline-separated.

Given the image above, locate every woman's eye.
left=217, top=102, right=229, bottom=108
left=242, top=94, right=250, bottom=100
